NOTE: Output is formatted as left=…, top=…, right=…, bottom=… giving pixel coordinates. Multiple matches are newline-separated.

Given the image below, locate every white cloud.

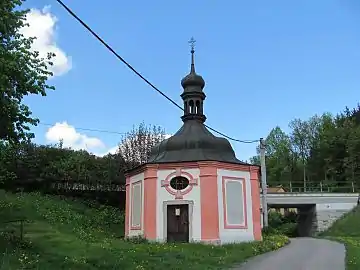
left=45, top=122, right=105, bottom=152
left=20, top=6, right=71, bottom=77
left=96, top=146, right=119, bottom=157
left=45, top=123, right=172, bottom=158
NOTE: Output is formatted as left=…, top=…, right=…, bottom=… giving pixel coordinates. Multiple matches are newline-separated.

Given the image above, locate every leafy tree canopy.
left=250, top=106, right=360, bottom=192
left=0, top=0, right=55, bottom=143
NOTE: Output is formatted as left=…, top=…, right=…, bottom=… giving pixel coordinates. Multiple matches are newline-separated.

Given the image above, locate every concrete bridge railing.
left=264, top=181, right=359, bottom=194
left=260, top=192, right=360, bottom=207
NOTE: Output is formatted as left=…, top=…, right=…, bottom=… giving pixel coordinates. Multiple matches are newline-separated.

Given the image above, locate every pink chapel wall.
left=216, top=165, right=262, bottom=244
left=125, top=172, right=144, bottom=238
left=125, top=162, right=262, bottom=243
left=125, top=166, right=158, bottom=239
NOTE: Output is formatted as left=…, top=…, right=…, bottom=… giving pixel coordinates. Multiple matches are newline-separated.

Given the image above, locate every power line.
left=55, top=0, right=259, bottom=144
left=205, top=126, right=258, bottom=143
left=39, top=122, right=259, bottom=143
left=38, top=122, right=127, bottom=135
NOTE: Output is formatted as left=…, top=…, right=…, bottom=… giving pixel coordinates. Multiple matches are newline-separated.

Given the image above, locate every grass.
left=0, top=190, right=289, bottom=269
left=320, top=205, right=360, bottom=270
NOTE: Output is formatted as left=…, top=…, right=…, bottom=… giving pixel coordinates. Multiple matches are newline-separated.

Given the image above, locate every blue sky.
left=23, top=0, right=360, bottom=159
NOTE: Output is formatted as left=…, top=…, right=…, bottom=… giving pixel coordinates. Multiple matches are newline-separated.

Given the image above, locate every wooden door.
left=167, top=204, right=189, bottom=242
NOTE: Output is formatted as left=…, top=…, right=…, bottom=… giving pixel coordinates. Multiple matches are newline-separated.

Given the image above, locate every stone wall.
left=315, top=202, right=357, bottom=232
left=315, top=210, right=348, bottom=232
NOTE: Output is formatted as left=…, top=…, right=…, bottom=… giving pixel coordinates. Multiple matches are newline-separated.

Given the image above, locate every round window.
left=170, top=176, right=189, bottom=190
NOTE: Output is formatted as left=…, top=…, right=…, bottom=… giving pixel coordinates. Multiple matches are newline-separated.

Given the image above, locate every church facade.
left=124, top=44, right=262, bottom=244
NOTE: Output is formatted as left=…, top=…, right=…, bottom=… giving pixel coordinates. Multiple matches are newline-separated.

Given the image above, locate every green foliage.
left=0, top=190, right=125, bottom=240
left=321, top=206, right=360, bottom=238
left=250, top=107, right=360, bottom=191
left=0, top=190, right=289, bottom=269
left=268, top=211, right=284, bottom=228
left=252, top=234, right=289, bottom=254
left=0, top=121, right=166, bottom=208
left=0, top=0, right=55, bottom=143
left=277, top=223, right=297, bottom=237
left=0, top=142, right=126, bottom=189
left=124, top=235, right=149, bottom=244
left=261, top=226, right=279, bottom=236
left=320, top=206, right=360, bottom=270
left=267, top=211, right=298, bottom=237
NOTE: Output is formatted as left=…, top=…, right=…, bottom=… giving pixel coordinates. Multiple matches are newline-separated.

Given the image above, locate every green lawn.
left=320, top=206, right=360, bottom=270
left=0, top=190, right=288, bottom=269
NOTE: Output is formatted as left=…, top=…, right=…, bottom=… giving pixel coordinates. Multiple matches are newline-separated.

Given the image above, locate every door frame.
left=163, top=200, right=193, bottom=242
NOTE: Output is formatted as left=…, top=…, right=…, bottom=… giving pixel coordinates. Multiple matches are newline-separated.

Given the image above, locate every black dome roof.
left=147, top=41, right=245, bottom=165
left=181, top=72, right=205, bottom=90
left=148, top=119, right=245, bottom=164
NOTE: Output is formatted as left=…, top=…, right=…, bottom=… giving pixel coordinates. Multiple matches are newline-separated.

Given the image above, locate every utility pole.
left=259, top=138, right=268, bottom=228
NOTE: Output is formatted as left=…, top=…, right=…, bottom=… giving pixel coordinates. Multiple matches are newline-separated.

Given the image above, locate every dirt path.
left=233, top=238, right=345, bottom=270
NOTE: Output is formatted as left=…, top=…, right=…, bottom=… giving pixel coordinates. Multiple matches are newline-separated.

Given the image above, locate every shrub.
left=267, top=210, right=298, bottom=237
left=124, top=235, right=148, bottom=244
left=253, top=234, right=289, bottom=254
left=262, top=226, right=280, bottom=236
left=268, top=211, right=284, bottom=228
left=278, top=223, right=297, bottom=237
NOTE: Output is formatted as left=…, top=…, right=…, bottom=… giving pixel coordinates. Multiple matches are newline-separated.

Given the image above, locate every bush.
left=124, top=235, right=148, bottom=244
left=253, top=234, right=290, bottom=254
left=278, top=223, right=297, bottom=237
left=268, top=211, right=284, bottom=228
left=267, top=210, right=298, bottom=237
left=262, top=226, right=280, bottom=236
left=282, top=211, right=297, bottom=223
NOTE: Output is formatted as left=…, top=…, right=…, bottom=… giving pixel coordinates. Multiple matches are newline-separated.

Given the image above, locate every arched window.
left=189, top=100, right=194, bottom=114
left=184, top=102, right=188, bottom=114
left=195, top=100, right=200, bottom=114
left=170, top=176, right=189, bottom=190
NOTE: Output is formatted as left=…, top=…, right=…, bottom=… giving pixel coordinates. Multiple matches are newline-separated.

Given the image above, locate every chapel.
left=124, top=43, right=262, bottom=244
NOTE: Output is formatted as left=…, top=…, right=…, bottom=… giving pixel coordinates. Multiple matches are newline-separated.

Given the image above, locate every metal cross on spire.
left=188, top=37, right=196, bottom=52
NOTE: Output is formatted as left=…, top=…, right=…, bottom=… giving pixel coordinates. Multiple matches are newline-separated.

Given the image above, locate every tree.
left=268, top=127, right=295, bottom=186
left=0, top=0, right=55, bottom=143
left=289, top=116, right=323, bottom=189
left=0, top=141, right=17, bottom=185
left=249, top=155, right=260, bottom=165
left=250, top=127, right=294, bottom=186
left=344, top=124, right=360, bottom=185
left=251, top=108, right=360, bottom=192
left=117, top=122, right=165, bottom=170
left=306, top=113, right=336, bottom=183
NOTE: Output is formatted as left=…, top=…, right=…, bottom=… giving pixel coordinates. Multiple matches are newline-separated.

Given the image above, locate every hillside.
left=0, top=190, right=288, bottom=269
left=320, top=206, right=360, bottom=270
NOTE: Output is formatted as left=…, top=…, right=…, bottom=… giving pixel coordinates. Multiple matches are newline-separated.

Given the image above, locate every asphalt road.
left=233, top=238, right=345, bottom=270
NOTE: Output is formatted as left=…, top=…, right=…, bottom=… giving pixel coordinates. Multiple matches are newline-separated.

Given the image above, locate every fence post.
left=351, top=182, right=355, bottom=193
left=320, top=182, right=323, bottom=193
left=290, top=181, right=292, bottom=192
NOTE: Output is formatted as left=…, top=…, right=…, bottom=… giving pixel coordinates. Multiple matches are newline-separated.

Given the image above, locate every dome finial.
left=188, top=37, right=196, bottom=73
left=181, top=37, right=205, bottom=90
